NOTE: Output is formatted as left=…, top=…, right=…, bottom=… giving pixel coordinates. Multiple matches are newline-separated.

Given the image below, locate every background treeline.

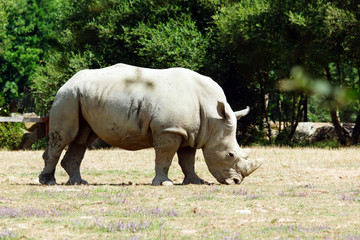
left=1, top=0, right=360, bottom=147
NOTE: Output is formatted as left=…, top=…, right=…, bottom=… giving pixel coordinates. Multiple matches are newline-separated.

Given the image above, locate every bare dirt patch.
left=0, top=147, right=359, bottom=239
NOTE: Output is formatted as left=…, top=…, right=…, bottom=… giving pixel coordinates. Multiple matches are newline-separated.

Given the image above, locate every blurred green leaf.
left=279, top=66, right=359, bottom=109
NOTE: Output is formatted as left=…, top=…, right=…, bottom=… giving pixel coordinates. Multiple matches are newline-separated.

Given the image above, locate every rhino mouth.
left=213, top=167, right=244, bottom=185
left=222, top=174, right=243, bottom=185
left=223, top=177, right=242, bottom=185
left=208, top=166, right=244, bottom=185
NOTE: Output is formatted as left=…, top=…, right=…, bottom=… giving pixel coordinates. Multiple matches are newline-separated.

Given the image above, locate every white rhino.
left=39, top=63, right=263, bottom=186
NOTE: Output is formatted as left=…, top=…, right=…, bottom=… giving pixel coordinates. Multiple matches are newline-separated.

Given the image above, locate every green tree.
left=31, top=0, right=213, bottom=112
left=0, top=0, right=59, bottom=112
left=214, top=0, right=290, bottom=143
left=213, top=0, right=360, bottom=145
left=130, top=17, right=209, bottom=70
left=3, top=0, right=360, bottom=146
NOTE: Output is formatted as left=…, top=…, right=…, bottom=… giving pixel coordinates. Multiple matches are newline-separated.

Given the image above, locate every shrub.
left=31, top=51, right=94, bottom=113
left=133, top=16, right=209, bottom=70
left=31, top=136, right=49, bottom=150
left=0, top=122, right=25, bottom=150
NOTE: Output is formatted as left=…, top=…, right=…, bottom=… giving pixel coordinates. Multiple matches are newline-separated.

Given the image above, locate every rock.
left=161, top=181, right=173, bottom=186
left=277, top=122, right=346, bottom=143
left=20, top=129, right=39, bottom=149
left=12, top=112, right=47, bottom=149
left=293, top=122, right=316, bottom=142
left=23, top=112, right=39, bottom=131
left=310, top=125, right=337, bottom=142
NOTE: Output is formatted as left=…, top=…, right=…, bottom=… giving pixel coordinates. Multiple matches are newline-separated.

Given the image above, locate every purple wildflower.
left=232, top=188, right=248, bottom=196
left=0, top=229, right=16, bottom=238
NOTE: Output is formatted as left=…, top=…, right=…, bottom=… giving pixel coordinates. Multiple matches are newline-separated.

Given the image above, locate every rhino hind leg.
left=152, top=134, right=182, bottom=186
left=40, top=145, right=61, bottom=185
left=60, top=121, right=98, bottom=185
left=60, top=143, right=88, bottom=185
left=39, top=92, right=83, bottom=185
left=39, top=130, right=76, bottom=185
left=177, top=147, right=205, bottom=185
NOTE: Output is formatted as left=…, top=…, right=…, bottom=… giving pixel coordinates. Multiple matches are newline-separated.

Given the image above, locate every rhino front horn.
left=238, top=158, right=264, bottom=177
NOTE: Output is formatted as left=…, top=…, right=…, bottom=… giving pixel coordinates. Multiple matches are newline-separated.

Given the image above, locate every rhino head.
left=202, top=102, right=263, bottom=185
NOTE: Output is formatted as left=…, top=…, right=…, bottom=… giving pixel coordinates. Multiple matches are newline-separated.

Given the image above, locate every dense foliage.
left=0, top=122, right=25, bottom=150
left=1, top=0, right=360, bottom=146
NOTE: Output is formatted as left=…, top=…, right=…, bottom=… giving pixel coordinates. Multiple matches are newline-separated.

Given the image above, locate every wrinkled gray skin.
left=39, top=64, right=263, bottom=186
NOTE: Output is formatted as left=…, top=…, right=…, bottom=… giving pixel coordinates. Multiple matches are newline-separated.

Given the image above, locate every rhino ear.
left=234, top=106, right=250, bottom=120
left=217, top=101, right=233, bottom=122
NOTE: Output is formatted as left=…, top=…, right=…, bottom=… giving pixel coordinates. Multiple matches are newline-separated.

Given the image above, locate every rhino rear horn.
left=234, top=106, right=250, bottom=120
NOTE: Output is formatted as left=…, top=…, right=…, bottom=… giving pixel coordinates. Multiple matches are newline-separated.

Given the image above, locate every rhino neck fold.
left=194, top=104, right=213, bottom=149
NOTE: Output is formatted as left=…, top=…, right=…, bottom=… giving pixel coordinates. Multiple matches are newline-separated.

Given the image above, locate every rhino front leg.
left=177, top=147, right=205, bottom=185
left=152, top=134, right=182, bottom=186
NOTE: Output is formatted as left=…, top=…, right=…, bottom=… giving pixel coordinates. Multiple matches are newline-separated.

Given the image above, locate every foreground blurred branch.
left=279, top=66, right=358, bottom=146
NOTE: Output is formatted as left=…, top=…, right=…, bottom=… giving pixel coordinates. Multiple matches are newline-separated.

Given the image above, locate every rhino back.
left=58, top=64, right=226, bottom=149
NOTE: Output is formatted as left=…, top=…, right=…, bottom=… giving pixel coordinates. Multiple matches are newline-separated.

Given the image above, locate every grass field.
left=0, top=147, right=359, bottom=239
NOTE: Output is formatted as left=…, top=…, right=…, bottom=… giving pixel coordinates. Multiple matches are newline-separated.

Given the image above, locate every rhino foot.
left=66, top=177, right=88, bottom=185
left=152, top=176, right=173, bottom=186
left=182, top=176, right=205, bottom=185
left=39, top=172, right=57, bottom=185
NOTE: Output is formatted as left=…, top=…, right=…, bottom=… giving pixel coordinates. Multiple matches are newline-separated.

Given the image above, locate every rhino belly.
left=80, top=99, right=154, bottom=150
left=100, top=131, right=153, bottom=150
left=88, top=119, right=153, bottom=150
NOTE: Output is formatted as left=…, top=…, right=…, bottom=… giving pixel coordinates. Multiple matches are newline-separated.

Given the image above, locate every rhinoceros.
left=39, top=63, right=263, bottom=186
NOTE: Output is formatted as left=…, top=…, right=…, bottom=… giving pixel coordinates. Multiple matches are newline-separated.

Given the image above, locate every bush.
left=275, top=128, right=293, bottom=146
left=0, top=122, right=25, bottom=150
left=133, top=16, right=210, bottom=70
left=240, top=126, right=271, bottom=146
left=31, top=51, right=95, bottom=113
left=31, top=136, right=48, bottom=150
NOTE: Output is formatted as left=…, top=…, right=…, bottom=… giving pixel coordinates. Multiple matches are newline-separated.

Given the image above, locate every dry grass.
left=0, top=147, right=359, bottom=239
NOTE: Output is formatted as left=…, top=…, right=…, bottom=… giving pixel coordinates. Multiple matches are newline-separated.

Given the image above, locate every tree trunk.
left=330, top=109, right=347, bottom=145
left=325, top=66, right=347, bottom=146
left=303, top=96, right=308, bottom=122
left=260, top=81, right=272, bottom=143
left=290, top=93, right=296, bottom=131
left=278, top=93, right=282, bottom=133
left=288, top=94, right=304, bottom=141
left=351, top=63, right=360, bottom=145
left=351, top=113, right=360, bottom=145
